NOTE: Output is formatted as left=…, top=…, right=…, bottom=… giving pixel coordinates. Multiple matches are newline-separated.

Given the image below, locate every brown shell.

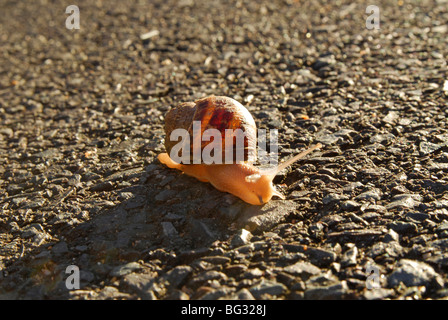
left=164, top=95, right=257, bottom=164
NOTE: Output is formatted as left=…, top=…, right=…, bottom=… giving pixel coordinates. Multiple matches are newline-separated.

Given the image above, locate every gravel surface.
left=1, top=0, right=448, bottom=300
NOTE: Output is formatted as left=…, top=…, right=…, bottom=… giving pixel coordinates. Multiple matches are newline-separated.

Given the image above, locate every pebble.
left=386, top=194, right=420, bottom=210
left=164, top=265, right=193, bottom=288
left=388, top=259, right=443, bottom=289
left=89, top=181, right=114, bottom=192
left=51, top=241, right=69, bottom=255
left=201, top=256, right=232, bottom=265
left=68, top=174, right=82, bottom=187
left=228, top=288, right=255, bottom=300
left=188, top=271, right=228, bottom=288
left=304, top=281, right=348, bottom=300
left=368, top=241, right=404, bottom=259
left=382, top=229, right=400, bottom=243
left=436, top=221, right=448, bottom=233
left=304, top=247, right=338, bottom=268
left=322, top=193, right=348, bottom=205
left=313, top=54, right=336, bottom=70
left=341, top=200, right=361, bottom=211
left=249, top=280, right=287, bottom=298
left=120, top=272, right=158, bottom=300
left=225, top=264, right=248, bottom=277
left=242, top=268, right=264, bottom=279
left=111, top=262, right=143, bottom=277
left=21, top=224, right=45, bottom=239
left=283, top=261, right=321, bottom=279
left=80, top=270, right=95, bottom=284
left=186, top=219, right=216, bottom=245
left=96, top=286, right=134, bottom=300
left=230, top=229, right=253, bottom=247
left=161, top=221, right=178, bottom=238
left=236, top=200, right=297, bottom=232
left=419, top=141, right=442, bottom=155
left=199, top=287, right=234, bottom=300
left=155, top=189, right=177, bottom=202
left=140, top=30, right=160, bottom=40
left=343, top=181, right=364, bottom=192
left=363, top=288, right=395, bottom=300
left=355, top=189, right=382, bottom=201
left=389, top=221, right=418, bottom=234
left=341, top=245, right=358, bottom=267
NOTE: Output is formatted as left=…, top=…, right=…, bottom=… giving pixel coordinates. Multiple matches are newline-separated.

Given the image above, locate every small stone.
left=355, top=189, right=382, bottom=201
left=304, top=281, right=348, bottom=300
left=52, top=241, right=68, bottom=255
left=75, top=245, right=88, bottom=252
left=186, top=219, right=216, bottom=245
left=96, top=286, right=133, bottom=300
left=161, top=221, right=178, bottom=237
left=419, top=141, right=442, bottom=155
left=140, top=30, right=160, bottom=40
left=383, top=229, right=400, bottom=243
left=199, top=287, right=234, bottom=300
left=363, top=288, right=395, bottom=300
left=347, top=213, right=369, bottom=226
left=34, top=148, right=61, bottom=160
left=35, top=250, right=51, bottom=259
left=322, top=193, right=348, bottom=205
left=368, top=241, right=404, bottom=259
left=236, top=200, right=297, bottom=232
left=111, top=262, right=143, bottom=277
left=386, top=194, right=420, bottom=210
left=229, top=288, right=255, bottom=300
left=120, top=272, right=158, bottom=299
left=305, top=247, right=337, bottom=268
left=189, top=271, right=228, bottom=288
left=370, top=133, right=396, bottom=144
left=155, top=189, right=177, bottom=202
left=242, top=268, right=264, bottom=279
left=388, top=259, right=443, bottom=289
left=201, top=256, right=232, bottom=265
left=436, top=221, right=448, bottom=233
left=313, top=54, right=336, bottom=70
left=249, top=280, right=287, bottom=298
left=343, top=181, right=364, bottom=192
left=341, top=246, right=358, bottom=267
left=0, top=127, right=13, bottom=138
left=341, top=200, right=361, bottom=211
left=24, top=198, right=46, bottom=209
left=283, top=261, right=321, bottom=279
left=80, top=270, right=95, bottom=284
left=405, top=212, right=429, bottom=222
left=68, top=174, right=82, bottom=187
left=383, top=111, right=399, bottom=124
left=164, top=265, right=193, bottom=288
left=118, top=192, right=134, bottom=201
left=230, top=229, right=253, bottom=247
left=166, top=290, right=190, bottom=300
left=443, top=80, right=448, bottom=95
left=225, top=264, right=248, bottom=277
left=21, top=223, right=45, bottom=239
left=389, top=221, right=418, bottom=234
left=90, top=181, right=114, bottom=192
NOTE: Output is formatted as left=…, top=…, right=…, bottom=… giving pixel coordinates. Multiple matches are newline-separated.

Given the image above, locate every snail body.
left=158, top=95, right=322, bottom=205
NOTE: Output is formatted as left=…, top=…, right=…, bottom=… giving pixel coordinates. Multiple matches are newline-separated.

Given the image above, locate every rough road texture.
left=1, top=0, right=448, bottom=300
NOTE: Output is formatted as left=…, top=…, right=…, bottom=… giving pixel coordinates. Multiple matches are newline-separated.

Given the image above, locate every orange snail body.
left=157, top=96, right=322, bottom=205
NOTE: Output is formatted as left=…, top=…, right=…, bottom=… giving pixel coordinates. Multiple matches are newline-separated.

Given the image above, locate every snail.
left=157, top=95, right=322, bottom=205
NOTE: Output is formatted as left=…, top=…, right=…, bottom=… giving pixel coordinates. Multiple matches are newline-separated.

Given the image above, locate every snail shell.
left=164, top=95, right=257, bottom=164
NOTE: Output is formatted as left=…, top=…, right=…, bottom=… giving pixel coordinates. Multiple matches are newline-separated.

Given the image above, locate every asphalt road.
left=1, top=0, right=448, bottom=300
